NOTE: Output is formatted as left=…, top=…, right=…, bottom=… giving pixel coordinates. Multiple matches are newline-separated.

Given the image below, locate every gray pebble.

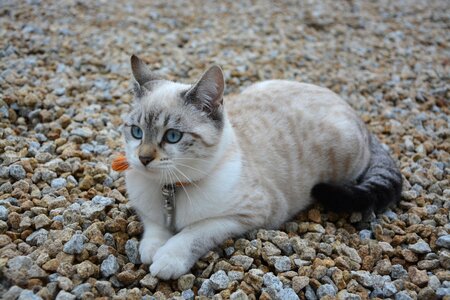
left=3, top=285, right=23, bottom=300
left=230, top=255, right=253, bottom=270
left=210, top=270, right=229, bottom=290
left=278, top=288, right=300, bottom=300
left=408, top=240, right=431, bottom=254
left=383, top=282, right=397, bottom=297
left=359, top=229, right=372, bottom=240
left=391, top=264, right=407, bottom=279
left=273, top=256, right=291, bottom=272
left=436, top=235, right=450, bottom=249
left=437, top=288, right=450, bottom=298
left=198, top=279, right=214, bottom=297
left=18, top=290, right=42, bottom=300
left=92, top=195, right=114, bottom=206
left=25, top=228, right=48, bottom=246
left=395, top=291, right=414, bottom=300
left=71, top=127, right=93, bottom=138
left=51, top=178, right=67, bottom=189
left=95, top=280, right=115, bottom=297
left=55, top=290, right=75, bottom=300
left=71, top=283, right=91, bottom=299
left=263, top=272, right=283, bottom=292
left=305, top=285, right=317, bottom=300
left=352, top=270, right=374, bottom=288
left=125, top=239, right=140, bottom=264
left=9, top=164, right=26, bottom=180
left=230, top=289, right=249, bottom=300
left=181, top=289, right=195, bottom=300
left=317, top=283, right=336, bottom=298
left=140, top=274, right=158, bottom=290
left=101, top=254, right=120, bottom=277
left=63, top=233, right=87, bottom=254
left=0, top=205, right=8, bottom=221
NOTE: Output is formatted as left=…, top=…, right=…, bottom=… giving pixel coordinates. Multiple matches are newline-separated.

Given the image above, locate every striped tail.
left=311, top=135, right=402, bottom=212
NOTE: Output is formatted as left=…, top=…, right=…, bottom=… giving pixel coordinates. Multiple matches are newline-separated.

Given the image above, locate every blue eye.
left=164, top=129, right=183, bottom=143
left=131, top=125, right=143, bottom=139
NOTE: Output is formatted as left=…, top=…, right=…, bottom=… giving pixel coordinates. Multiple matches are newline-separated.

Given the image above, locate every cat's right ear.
left=130, top=55, right=157, bottom=87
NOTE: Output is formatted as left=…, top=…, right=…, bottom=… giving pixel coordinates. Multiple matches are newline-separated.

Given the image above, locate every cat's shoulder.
left=241, top=80, right=334, bottom=95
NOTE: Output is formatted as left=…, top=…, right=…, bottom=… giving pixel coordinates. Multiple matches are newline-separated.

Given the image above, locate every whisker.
left=169, top=168, right=196, bottom=210
left=172, top=165, right=215, bottom=206
left=173, top=162, right=209, bottom=176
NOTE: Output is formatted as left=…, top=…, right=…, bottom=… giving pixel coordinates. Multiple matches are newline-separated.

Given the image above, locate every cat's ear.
left=185, top=65, right=224, bottom=112
left=130, top=55, right=157, bottom=86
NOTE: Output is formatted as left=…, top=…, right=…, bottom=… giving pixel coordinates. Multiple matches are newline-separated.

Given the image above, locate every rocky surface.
left=0, top=0, right=449, bottom=299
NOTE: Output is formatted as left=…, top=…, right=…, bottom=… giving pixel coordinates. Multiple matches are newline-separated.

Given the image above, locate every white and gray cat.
left=122, top=55, right=402, bottom=279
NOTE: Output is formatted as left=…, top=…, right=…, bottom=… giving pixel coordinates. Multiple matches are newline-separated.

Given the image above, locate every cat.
left=122, top=55, right=402, bottom=280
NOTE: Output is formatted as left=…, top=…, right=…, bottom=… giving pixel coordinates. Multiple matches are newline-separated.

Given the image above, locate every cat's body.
left=123, top=56, right=402, bottom=279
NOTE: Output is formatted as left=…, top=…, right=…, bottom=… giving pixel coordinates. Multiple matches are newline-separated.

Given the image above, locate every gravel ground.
left=0, top=0, right=449, bottom=299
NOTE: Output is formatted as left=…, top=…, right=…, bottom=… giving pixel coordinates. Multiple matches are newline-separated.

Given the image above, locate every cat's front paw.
left=139, top=237, right=167, bottom=264
left=150, top=245, right=193, bottom=280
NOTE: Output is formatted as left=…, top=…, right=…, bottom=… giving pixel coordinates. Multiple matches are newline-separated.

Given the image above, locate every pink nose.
left=139, top=156, right=154, bottom=166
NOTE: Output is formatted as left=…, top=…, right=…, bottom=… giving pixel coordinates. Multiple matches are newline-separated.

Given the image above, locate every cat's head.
left=123, top=55, right=225, bottom=183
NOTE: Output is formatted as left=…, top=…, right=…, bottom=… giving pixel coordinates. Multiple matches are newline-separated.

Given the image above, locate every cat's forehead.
left=141, top=81, right=190, bottom=109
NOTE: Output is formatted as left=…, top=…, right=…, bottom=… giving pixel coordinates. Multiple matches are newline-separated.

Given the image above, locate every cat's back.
left=225, top=80, right=369, bottom=205
left=226, top=80, right=358, bottom=129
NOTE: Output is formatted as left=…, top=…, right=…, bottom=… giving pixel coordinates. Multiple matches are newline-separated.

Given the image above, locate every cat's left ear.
left=185, top=65, right=224, bottom=112
left=130, top=55, right=158, bottom=86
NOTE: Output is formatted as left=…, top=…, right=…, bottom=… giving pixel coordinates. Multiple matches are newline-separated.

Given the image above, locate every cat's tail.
left=311, top=135, right=402, bottom=212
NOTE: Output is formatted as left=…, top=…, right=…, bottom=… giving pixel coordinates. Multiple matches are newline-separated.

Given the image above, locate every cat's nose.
left=139, top=156, right=154, bottom=166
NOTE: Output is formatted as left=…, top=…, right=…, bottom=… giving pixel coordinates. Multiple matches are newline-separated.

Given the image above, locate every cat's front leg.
left=139, top=220, right=173, bottom=264
left=150, top=217, right=249, bottom=279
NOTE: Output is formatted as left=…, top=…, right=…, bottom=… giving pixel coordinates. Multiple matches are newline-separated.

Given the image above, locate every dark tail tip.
left=311, top=182, right=375, bottom=213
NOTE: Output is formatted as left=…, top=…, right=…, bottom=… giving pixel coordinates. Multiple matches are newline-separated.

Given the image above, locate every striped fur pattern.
left=123, top=56, right=402, bottom=279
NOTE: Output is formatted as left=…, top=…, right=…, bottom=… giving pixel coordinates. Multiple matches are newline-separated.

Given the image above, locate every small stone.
left=9, top=164, right=26, bottom=180
left=409, top=267, right=429, bottom=287
left=18, top=290, right=42, bottom=300
left=101, top=254, right=120, bottom=277
left=292, top=276, right=309, bottom=293
left=140, top=274, right=158, bottom=290
left=51, top=178, right=67, bottom=189
left=71, top=283, right=91, bottom=299
left=359, top=229, right=372, bottom=240
left=33, top=214, right=51, bottom=229
left=117, top=270, right=137, bottom=284
left=436, top=288, right=450, bottom=298
left=55, top=290, right=75, bottom=300
left=181, top=289, right=195, bottom=300
left=391, top=264, right=407, bottom=279
left=25, top=228, right=48, bottom=246
left=198, top=279, right=214, bottom=297
left=263, top=272, right=283, bottom=292
left=91, top=195, right=114, bottom=206
left=316, top=284, right=336, bottom=298
left=178, top=273, right=195, bottom=291
left=3, top=286, right=23, bottom=300
left=337, top=244, right=361, bottom=263
left=439, top=250, right=450, bottom=269
left=308, top=209, right=321, bottom=223
left=210, top=270, right=230, bottom=290
left=383, top=282, right=397, bottom=297
left=125, top=239, right=140, bottom=264
left=395, top=291, right=414, bottom=300
left=95, top=280, right=115, bottom=297
left=76, top=260, right=98, bottom=279
left=273, top=256, right=291, bottom=272
left=278, top=288, right=300, bottom=300
left=352, top=271, right=374, bottom=288
left=63, top=233, right=87, bottom=254
left=71, top=127, right=93, bottom=138
left=436, top=235, right=450, bottom=249
left=0, top=206, right=9, bottom=221
left=57, top=276, right=73, bottom=291
left=230, top=289, right=249, bottom=300
left=409, top=240, right=432, bottom=254
left=305, top=285, right=317, bottom=300
left=230, top=255, right=254, bottom=270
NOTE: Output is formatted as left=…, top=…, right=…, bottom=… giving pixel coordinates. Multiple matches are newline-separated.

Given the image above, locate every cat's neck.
left=199, top=113, right=240, bottom=181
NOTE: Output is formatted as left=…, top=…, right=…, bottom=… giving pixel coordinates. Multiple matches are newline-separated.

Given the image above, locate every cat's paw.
left=150, top=245, right=193, bottom=280
left=139, top=237, right=166, bottom=264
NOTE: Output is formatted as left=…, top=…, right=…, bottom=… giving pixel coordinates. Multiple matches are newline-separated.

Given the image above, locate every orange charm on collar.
left=111, top=154, right=129, bottom=172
